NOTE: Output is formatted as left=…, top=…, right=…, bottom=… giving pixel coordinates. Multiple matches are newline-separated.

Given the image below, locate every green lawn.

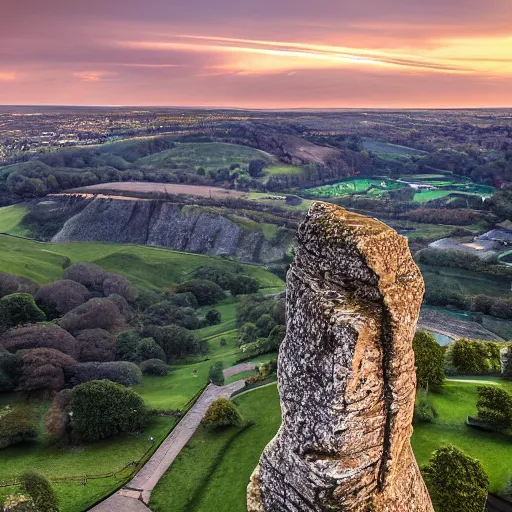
left=0, top=232, right=283, bottom=292
left=0, top=205, right=31, bottom=236
left=151, top=379, right=512, bottom=512
left=264, top=165, right=303, bottom=176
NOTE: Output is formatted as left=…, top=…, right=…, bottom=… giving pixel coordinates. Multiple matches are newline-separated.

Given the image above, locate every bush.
left=71, top=380, right=149, bottom=442
left=20, top=471, right=59, bottom=512
left=476, top=385, right=512, bottom=428
left=238, top=322, right=258, bottom=346
left=44, top=389, right=73, bottom=443
left=60, top=298, right=124, bottom=334
left=137, top=338, right=165, bottom=362
left=413, top=390, right=438, bottom=424
left=168, top=292, right=198, bottom=309
left=0, top=405, right=39, bottom=449
left=227, top=275, right=259, bottom=296
left=255, top=314, right=277, bottom=338
left=423, top=445, right=489, bottom=512
left=205, top=309, right=221, bottom=326
left=209, top=362, right=224, bottom=386
left=0, top=348, right=22, bottom=392
left=18, top=348, right=76, bottom=392
left=102, top=274, right=138, bottom=303
left=174, top=280, right=224, bottom=306
left=63, top=262, right=107, bottom=293
left=34, top=280, right=89, bottom=318
left=236, top=296, right=275, bottom=327
left=151, top=325, right=206, bottom=363
left=0, top=293, right=45, bottom=328
left=115, top=331, right=141, bottom=362
left=202, top=398, right=243, bottom=429
left=2, top=493, right=36, bottom=512
left=142, top=301, right=199, bottom=329
left=413, top=331, right=445, bottom=390
left=106, top=294, right=134, bottom=321
left=140, top=359, right=168, bottom=376
left=69, top=361, right=142, bottom=387
left=0, top=324, right=79, bottom=359
left=0, top=272, right=39, bottom=299
left=75, top=328, right=116, bottom=362
left=448, top=338, right=501, bottom=374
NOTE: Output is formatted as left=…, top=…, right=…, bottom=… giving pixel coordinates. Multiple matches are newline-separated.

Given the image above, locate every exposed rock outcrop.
left=248, top=202, right=433, bottom=512
left=50, top=197, right=292, bottom=263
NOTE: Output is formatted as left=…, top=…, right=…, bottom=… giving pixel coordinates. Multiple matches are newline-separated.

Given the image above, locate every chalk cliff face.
left=50, top=197, right=291, bottom=263
left=248, top=202, right=433, bottom=512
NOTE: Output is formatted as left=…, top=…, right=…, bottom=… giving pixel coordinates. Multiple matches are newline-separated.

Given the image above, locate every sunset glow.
left=2, top=0, right=512, bottom=107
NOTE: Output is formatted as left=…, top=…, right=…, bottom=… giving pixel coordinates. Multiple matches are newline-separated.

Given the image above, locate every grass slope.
left=0, top=205, right=31, bottom=236
left=151, top=379, right=512, bottom=512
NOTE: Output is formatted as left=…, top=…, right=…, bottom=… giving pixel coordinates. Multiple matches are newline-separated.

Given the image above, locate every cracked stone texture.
left=247, top=201, right=434, bottom=512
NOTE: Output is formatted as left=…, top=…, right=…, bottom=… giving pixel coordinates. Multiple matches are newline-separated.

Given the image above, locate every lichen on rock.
left=248, top=201, right=433, bottom=512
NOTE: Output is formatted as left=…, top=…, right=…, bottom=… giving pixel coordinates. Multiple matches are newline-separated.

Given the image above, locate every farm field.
left=263, top=165, right=303, bottom=176
left=302, top=178, right=402, bottom=198
left=151, top=379, right=512, bottom=512
left=136, top=142, right=273, bottom=171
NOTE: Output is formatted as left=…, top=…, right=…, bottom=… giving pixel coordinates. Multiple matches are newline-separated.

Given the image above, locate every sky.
left=1, top=0, right=512, bottom=108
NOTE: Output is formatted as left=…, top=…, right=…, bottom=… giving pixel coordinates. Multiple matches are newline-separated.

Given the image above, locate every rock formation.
left=248, top=202, right=433, bottom=512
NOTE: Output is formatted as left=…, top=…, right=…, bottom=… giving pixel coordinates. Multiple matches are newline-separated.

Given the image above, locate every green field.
left=151, top=379, right=512, bottom=512
left=0, top=205, right=31, bottom=236
left=302, top=178, right=402, bottom=198
left=136, top=142, right=273, bottom=171
left=264, top=165, right=303, bottom=176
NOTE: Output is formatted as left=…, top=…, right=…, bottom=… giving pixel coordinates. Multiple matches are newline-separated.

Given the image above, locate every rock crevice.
left=248, top=201, right=434, bottom=512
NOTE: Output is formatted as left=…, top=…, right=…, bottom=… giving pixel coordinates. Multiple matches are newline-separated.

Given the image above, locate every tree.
left=238, top=322, right=258, bottom=346
left=412, top=331, right=445, bottom=390
left=152, top=325, right=206, bottom=362
left=205, top=309, right=221, bottom=326
left=0, top=325, right=79, bottom=359
left=248, top=159, right=267, bottom=178
left=71, top=380, right=149, bottom=442
left=140, top=359, right=168, bottom=376
left=44, top=389, right=73, bottom=443
left=0, top=348, right=22, bottom=392
left=75, top=329, right=116, bottom=362
left=63, top=263, right=107, bottom=293
left=423, top=445, right=489, bottom=512
left=0, top=293, right=45, bottom=328
left=227, top=275, right=259, bottom=296
left=448, top=338, right=501, bottom=374
left=115, top=331, right=141, bottom=362
left=209, top=362, right=224, bottom=385
left=476, top=385, right=512, bottom=428
left=201, top=398, right=243, bottom=429
left=69, top=361, right=142, bottom=387
left=0, top=272, right=39, bottom=299
left=168, top=292, right=198, bottom=309
left=137, top=338, right=166, bottom=362
left=18, top=348, right=76, bottom=392
left=102, top=274, right=138, bottom=303
left=34, top=280, right=89, bottom=318
left=174, top=280, right=225, bottom=306
left=60, top=298, right=124, bottom=334
left=413, top=389, right=438, bottom=424
left=20, top=471, right=59, bottom=512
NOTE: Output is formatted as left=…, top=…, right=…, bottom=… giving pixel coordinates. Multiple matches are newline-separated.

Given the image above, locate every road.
left=90, top=377, right=247, bottom=511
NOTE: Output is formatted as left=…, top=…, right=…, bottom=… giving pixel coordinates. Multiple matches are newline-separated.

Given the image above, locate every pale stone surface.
left=248, top=201, right=434, bottom=512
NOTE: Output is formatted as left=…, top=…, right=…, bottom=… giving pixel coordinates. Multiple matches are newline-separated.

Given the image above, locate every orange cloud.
left=0, top=72, right=16, bottom=81
left=74, top=70, right=115, bottom=82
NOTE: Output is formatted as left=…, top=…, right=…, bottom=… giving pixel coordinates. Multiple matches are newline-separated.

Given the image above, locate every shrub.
left=34, top=280, right=89, bottom=318
left=106, top=294, right=134, bottom=321
left=174, top=280, right=224, bottom=306
left=238, top=322, right=258, bottom=346
left=227, top=275, right=259, bottom=296
left=413, top=390, right=438, bottom=424
left=0, top=348, right=22, bottom=392
left=69, top=361, right=142, bottom=387
left=448, top=338, right=501, bottom=374
left=71, top=380, right=149, bottom=442
left=102, top=274, right=138, bottom=303
left=60, top=298, right=124, bottom=334
left=137, top=338, right=165, bottom=362
left=201, top=398, right=243, bottom=429
left=236, top=296, right=275, bottom=327
left=219, top=338, right=227, bottom=346
left=413, top=331, right=445, bottom=390
left=255, top=314, right=277, bottom=338
left=168, top=292, right=198, bottom=309
left=115, top=331, right=141, bottom=362
left=0, top=272, right=39, bottom=299
left=0, top=405, right=39, bottom=449
left=2, top=493, right=37, bottom=512
left=209, top=362, right=224, bottom=386
left=18, top=348, right=76, bottom=392
left=0, top=325, right=79, bottom=359
left=423, top=445, right=489, bottom=512
left=75, top=329, right=116, bottom=362
left=63, top=262, right=106, bottom=292
left=152, top=325, right=206, bottom=363
left=20, top=471, right=59, bottom=512
left=205, top=309, right=221, bottom=326
left=476, top=385, right=512, bottom=428
left=142, top=301, right=199, bottom=329
left=0, top=293, right=45, bottom=328
left=190, top=267, right=235, bottom=290
left=140, top=359, right=168, bottom=376
left=44, top=389, right=73, bottom=443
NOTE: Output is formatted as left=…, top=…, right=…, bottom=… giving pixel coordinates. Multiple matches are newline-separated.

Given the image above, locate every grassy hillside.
left=0, top=204, right=31, bottom=236
left=151, top=379, right=512, bottom=512
left=0, top=234, right=284, bottom=293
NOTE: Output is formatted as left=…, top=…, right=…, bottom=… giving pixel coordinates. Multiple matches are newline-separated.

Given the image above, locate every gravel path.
left=223, top=362, right=256, bottom=380
left=90, top=379, right=246, bottom=511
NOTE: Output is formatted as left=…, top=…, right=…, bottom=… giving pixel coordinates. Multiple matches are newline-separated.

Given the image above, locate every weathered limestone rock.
left=248, top=202, right=434, bottom=512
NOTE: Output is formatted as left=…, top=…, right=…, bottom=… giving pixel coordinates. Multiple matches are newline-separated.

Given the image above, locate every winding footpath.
left=90, top=366, right=254, bottom=512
